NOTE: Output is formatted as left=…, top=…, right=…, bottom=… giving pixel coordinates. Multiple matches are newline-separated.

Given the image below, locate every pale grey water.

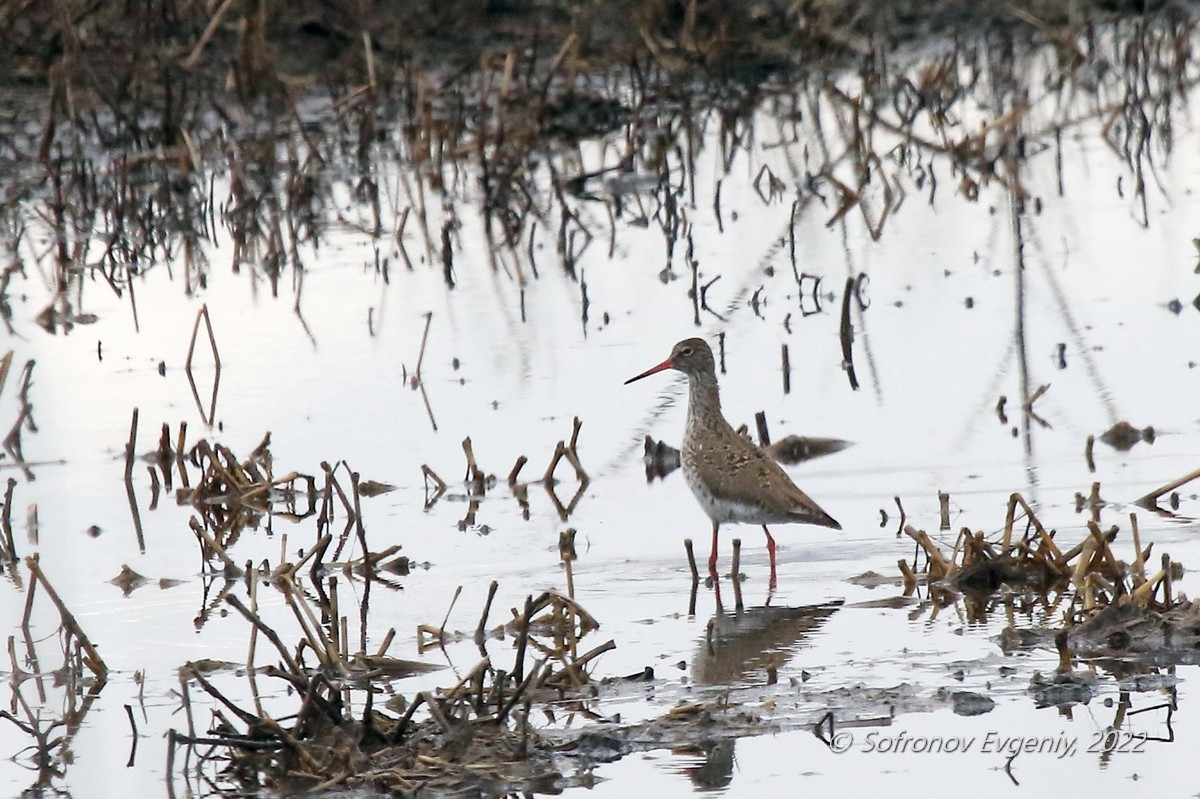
left=2, top=20, right=1200, bottom=797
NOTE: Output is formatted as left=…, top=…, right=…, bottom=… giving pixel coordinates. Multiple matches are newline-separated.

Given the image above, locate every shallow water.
left=3, top=17, right=1200, bottom=797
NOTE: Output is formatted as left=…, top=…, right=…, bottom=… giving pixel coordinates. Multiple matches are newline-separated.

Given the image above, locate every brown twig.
left=185, top=303, right=221, bottom=370
left=731, top=538, right=743, bottom=612
left=683, top=538, right=699, bottom=583
left=838, top=276, right=859, bottom=389
left=542, top=441, right=566, bottom=484
left=475, top=581, right=499, bottom=641
left=225, top=595, right=301, bottom=674
left=903, top=525, right=952, bottom=580
left=1129, top=513, right=1145, bottom=586
left=1136, top=465, right=1200, bottom=508
left=415, top=311, right=432, bottom=379
left=563, top=418, right=588, bottom=482
left=512, top=595, right=534, bottom=684
left=507, top=456, right=527, bottom=486
left=123, top=408, right=139, bottom=481
left=24, top=556, right=107, bottom=680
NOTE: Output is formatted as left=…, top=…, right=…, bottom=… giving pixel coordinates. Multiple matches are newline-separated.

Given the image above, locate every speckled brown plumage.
left=626, top=337, right=840, bottom=582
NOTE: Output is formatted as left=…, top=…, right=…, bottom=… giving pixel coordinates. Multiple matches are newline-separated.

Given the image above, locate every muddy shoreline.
left=2, top=1, right=1181, bottom=94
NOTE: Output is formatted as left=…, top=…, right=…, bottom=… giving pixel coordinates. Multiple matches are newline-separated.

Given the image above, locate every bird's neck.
left=686, top=373, right=724, bottom=429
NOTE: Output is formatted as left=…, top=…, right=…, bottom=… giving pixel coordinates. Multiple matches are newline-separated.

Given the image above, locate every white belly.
left=682, top=448, right=762, bottom=524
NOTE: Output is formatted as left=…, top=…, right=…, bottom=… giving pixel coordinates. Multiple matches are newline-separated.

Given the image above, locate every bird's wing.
left=707, top=433, right=841, bottom=529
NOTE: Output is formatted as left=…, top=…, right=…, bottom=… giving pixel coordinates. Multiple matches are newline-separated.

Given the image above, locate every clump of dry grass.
left=175, top=583, right=612, bottom=795
left=903, top=490, right=1196, bottom=660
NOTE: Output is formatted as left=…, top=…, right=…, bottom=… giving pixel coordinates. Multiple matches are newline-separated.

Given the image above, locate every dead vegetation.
left=0, top=0, right=1193, bottom=352
left=902, top=488, right=1197, bottom=669
left=421, top=416, right=590, bottom=525
left=2, top=1, right=1199, bottom=793
left=0, top=415, right=609, bottom=794
left=173, top=576, right=613, bottom=794
left=0, top=556, right=109, bottom=788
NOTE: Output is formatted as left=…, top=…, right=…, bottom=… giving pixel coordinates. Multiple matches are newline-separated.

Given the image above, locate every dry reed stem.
left=185, top=304, right=221, bottom=370
left=1130, top=513, right=1145, bottom=586
left=497, top=662, right=544, bottom=725
left=837, top=276, right=858, bottom=389
left=731, top=538, right=743, bottom=612
left=374, top=628, right=395, bottom=659
left=542, top=441, right=566, bottom=484
left=440, top=585, right=462, bottom=634
left=1022, top=384, right=1050, bottom=425
left=415, top=312, right=432, bottom=379
left=188, top=518, right=241, bottom=574
left=348, top=470, right=367, bottom=567
left=24, top=556, right=107, bottom=679
left=1137, top=465, right=1200, bottom=508
left=1070, top=533, right=1098, bottom=591
left=224, top=595, right=301, bottom=674
left=1161, top=553, right=1173, bottom=609
left=683, top=538, right=699, bottom=582
left=507, top=456, right=527, bottom=486
left=0, top=478, right=18, bottom=571
left=1088, top=571, right=1116, bottom=600
left=328, top=577, right=340, bottom=655
left=1085, top=520, right=1121, bottom=576
left=1031, top=526, right=1063, bottom=563
left=475, top=580, right=499, bottom=641
left=421, top=465, right=446, bottom=491
left=293, top=532, right=331, bottom=577
left=570, top=639, right=616, bottom=671
left=898, top=558, right=917, bottom=592
left=1002, top=492, right=1051, bottom=553
left=416, top=624, right=445, bottom=652
left=187, top=668, right=259, bottom=727
left=443, top=657, right=491, bottom=708
left=559, top=528, right=576, bottom=600
left=182, top=0, right=237, bottom=68
left=0, top=350, right=11, bottom=396
left=1131, top=568, right=1168, bottom=606
left=564, top=417, right=588, bottom=482
left=285, top=589, right=345, bottom=674
left=175, top=423, right=189, bottom=486
left=462, top=437, right=478, bottom=480
left=1056, top=525, right=1114, bottom=570
left=246, top=566, right=263, bottom=717
left=123, top=407, right=138, bottom=480
left=904, top=525, right=951, bottom=579
left=390, top=692, right=427, bottom=744
left=512, top=595, right=534, bottom=684
left=194, top=441, right=241, bottom=494
left=259, top=716, right=324, bottom=773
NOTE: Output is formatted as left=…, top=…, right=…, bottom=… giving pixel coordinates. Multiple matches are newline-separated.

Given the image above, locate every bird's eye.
left=681, top=347, right=694, bottom=356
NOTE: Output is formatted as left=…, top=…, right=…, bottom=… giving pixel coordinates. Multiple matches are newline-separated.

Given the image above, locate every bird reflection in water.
left=693, top=595, right=842, bottom=686
left=669, top=582, right=841, bottom=790
left=675, top=738, right=736, bottom=791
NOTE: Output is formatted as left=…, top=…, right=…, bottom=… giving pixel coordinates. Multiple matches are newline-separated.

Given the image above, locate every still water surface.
left=2, top=20, right=1200, bottom=796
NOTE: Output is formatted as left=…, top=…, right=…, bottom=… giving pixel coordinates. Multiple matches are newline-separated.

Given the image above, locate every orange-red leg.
left=708, top=522, right=720, bottom=577
left=763, top=526, right=777, bottom=588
